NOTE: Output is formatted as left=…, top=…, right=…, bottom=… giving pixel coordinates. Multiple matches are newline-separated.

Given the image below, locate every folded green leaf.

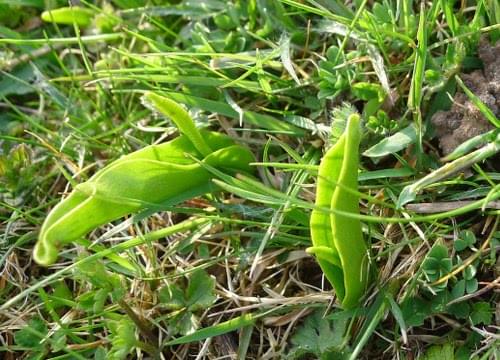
left=34, top=94, right=254, bottom=266
left=308, top=114, right=370, bottom=309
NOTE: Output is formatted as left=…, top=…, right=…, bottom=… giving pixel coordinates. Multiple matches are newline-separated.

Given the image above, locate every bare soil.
left=432, top=38, right=500, bottom=155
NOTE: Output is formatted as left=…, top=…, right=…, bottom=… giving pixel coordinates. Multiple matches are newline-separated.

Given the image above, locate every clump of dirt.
left=431, top=38, right=500, bottom=156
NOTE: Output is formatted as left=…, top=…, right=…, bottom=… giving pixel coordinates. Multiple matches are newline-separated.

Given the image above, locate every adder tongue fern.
left=34, top=93, right=254, bottom=266
left=308, top=114, right=370, bottom=309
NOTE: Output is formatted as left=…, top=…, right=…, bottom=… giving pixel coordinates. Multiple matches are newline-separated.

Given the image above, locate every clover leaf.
left=422, top=240, right=452, bottom=290
left=463, top=264, right=478, bottom=294
left=287, top=308, right=349, bottom=359
left=470, top=302, right=492, bottom=325
left=454, top=230, right=476, bottom=252
left=158, top=269, right=217, bottom=336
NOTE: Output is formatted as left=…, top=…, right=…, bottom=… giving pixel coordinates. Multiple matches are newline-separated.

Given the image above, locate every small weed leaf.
left=326, top=46, right=341, bottom=62
left=213, top=13, right=237, bottom=31
left=158, top=269, right=216, bottom=336
left=447, top=301, right=470, bottom=320
left=159, top=269, right=217, bottom=311
left=424, top=69, right=442, bottom=86
left=463, top=265, right=479, bottom=294
left=451, top=279, right=466, bottom=299
left=72, top=259, right=127, bottom=314
left=430, top=291, right=452, bottom=314
left=168, top=311, right=199, bottom=336
left=401, top=291, right=474, bottom=327
left=50, top=280, right=72, bottom=310
left=372, top=2, right=392, bottom=23
left=77, top=291, right=99, bottom=312
left=185, top=269, right=217, bottom=311
left=108, top=317, right=138, bottom=360
left=454, top=230, right=477, bottom=251
left=329, top=103, right=357, bottom=143
left=470, top=302, right=492, bottom=325
left=318, top=46, right=359, bottom=99
left=93, top=288, right=109, bottom=314
left=420, top=343, right=454, bottom=360
left=50, top=329, right=68, bottom=353
left=14, top=317, right=48, bottom=349
left=352, top=82, right=386, bottom=117
left=446, top=302, right=470, bottom=319
left=76, top=258, right=123, bottom=291
left=421, top=240, right=452, bottom=289
left=367, top=110, right=398, bottom=136
left=159, top=282, right=185, bottom=311
left=287, top=308, right=349, bottom=359
left=351, top=82, right=385, bottom=103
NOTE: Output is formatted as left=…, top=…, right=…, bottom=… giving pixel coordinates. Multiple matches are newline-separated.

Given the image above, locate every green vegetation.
left=308, top=113, right=370, bottom=310
left=1, top=1, right=499, bottom=359
left=34, top=91, right=254, bottom=266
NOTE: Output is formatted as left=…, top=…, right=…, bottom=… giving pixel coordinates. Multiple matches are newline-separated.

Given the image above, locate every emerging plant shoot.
left=308, top=114, right=370, bottom=309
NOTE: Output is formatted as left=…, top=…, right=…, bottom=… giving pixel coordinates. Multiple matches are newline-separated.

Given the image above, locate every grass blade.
left=164, top=313, right=255, bottom=346
left=455, top=75, right=500, bottom=128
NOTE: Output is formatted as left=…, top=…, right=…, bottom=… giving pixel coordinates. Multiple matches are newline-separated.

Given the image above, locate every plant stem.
left=117, top=298, right=160, bottom=357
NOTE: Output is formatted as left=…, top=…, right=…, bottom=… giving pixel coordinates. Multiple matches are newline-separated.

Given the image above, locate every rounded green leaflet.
left=34, top=94, right=255, bottom=266
left=308, top=114, right=370, bottom=309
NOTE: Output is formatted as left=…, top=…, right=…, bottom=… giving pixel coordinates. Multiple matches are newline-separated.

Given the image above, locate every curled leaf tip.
left=35, top=127, right=254, bottom=266
left=33, top=239, right=59, bottom=266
